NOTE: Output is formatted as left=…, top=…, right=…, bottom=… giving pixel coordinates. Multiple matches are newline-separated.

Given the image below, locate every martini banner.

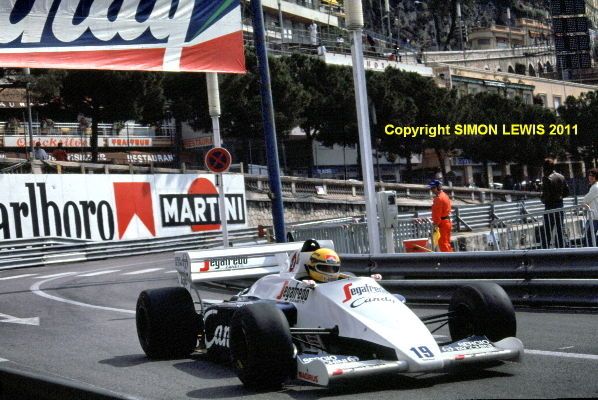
left=0, top=0, right=245, bottom=72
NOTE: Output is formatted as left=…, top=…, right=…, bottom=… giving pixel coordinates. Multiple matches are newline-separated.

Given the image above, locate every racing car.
left=135, top=239, right=523, bottom=390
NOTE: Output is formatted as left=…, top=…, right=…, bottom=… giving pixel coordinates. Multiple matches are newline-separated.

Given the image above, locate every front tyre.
left=448, top=282, right=516, bottom=342
left=229, top=302, right=295, bottom=390
left=136, top=287, right=200, bottom=359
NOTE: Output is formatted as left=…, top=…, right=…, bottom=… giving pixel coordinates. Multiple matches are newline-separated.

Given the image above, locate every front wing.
left=296, top=335, right=523, bottom=386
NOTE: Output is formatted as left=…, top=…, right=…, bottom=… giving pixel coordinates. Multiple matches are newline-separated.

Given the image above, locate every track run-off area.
left=0, top=253, right=597, bottom=399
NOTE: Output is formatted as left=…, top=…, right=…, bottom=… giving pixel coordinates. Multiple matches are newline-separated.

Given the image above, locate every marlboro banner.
left=0, top=0, right=245, bottom=73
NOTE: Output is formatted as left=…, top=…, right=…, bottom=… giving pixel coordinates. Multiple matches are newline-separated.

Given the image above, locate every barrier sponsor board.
left=0, top=174, right=247, bottom=241
left=4, top=136, right=90, bottom=147
left=0, top=0, right=245, bottom=73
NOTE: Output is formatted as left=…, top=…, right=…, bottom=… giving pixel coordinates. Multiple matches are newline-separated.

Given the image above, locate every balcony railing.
left=0, top=121, right=175, bottom=137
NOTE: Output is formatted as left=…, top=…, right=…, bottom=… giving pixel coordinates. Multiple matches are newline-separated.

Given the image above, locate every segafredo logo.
left=342, top=283, right=384, bottom=303
left=0, top=0, right=237, bottom=49
left=276, top=281, right=311, bottom=303
left=159, top=177, right=246, bottom=231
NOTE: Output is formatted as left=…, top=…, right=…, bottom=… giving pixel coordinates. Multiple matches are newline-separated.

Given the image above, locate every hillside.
left=362, top=0, right=551, bottom=50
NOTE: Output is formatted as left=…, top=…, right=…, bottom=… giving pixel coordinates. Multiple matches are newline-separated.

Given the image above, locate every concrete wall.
left=247, top=199, right=365, bottom=227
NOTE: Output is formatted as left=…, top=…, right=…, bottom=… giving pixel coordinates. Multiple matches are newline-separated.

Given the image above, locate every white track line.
left=30, top=274, right=134, bottom=314
left=0, top=274, right=37, bottom=281
left=122, top=268, right=163, bottom=275
left=526, top=349, right=598, bottom=361
left=34, top=272, right=76, bottom=279
left=164, top=270, right=177, bottom=274
left=77, top=270, right=121, bottom=277
left=0, top=357, right=8, bottom=362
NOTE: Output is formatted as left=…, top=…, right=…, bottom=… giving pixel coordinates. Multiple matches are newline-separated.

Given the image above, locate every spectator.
left=429, top=179, right=453, bottom=252
left=582, top=168, right=598, bottom=245
left=52, top=142, right=68, bottom=161
left=540, top=158, right=569, bottom=248
left=34, top=141, right=48, bottom=160
left=336, top=35, right=344, bottom=48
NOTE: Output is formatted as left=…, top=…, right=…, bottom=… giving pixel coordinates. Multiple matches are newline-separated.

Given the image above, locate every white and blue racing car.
left=135, top=239, right=523, bottom=390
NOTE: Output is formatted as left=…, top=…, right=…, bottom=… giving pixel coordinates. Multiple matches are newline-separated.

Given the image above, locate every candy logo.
left=0, top=0, right=244, bottom=72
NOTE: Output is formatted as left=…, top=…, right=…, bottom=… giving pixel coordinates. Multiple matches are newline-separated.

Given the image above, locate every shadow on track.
left=184, top=366, right=514, bottom=399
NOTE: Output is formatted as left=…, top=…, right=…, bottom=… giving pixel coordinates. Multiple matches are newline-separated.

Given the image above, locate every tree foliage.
left=558, top=91, right=598, bottom=164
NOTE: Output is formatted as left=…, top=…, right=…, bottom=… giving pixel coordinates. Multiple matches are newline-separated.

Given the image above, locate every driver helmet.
left=305, top=248, right=341, bottom=283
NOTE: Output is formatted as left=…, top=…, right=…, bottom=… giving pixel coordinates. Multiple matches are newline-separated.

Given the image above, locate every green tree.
left=61, top=70, right=166, bottom=162
left=558, top=90, right=598, bottom=166
left=218, top=52, right=307, bottom=168
left=452, top=92, right=562, bottom=178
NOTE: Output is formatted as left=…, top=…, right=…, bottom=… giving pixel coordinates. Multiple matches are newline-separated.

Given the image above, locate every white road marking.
left=30, top=275, right=134, bottom=315
left=77, top=270, right=121, bottom=277
left=34, top=272, right=75, bottom=279
left=433, top=334, right=448, bottom=339
left=0, top=274, right=37, bottom=281
left=164, top=270, right=177, bottom=274
left=526, top=349, right=598, bottom=361
left=558, top=346, right=575, bottom=350
left=123, top=268, right=164, bottom=275
left=0, top=357, right=8, bottom=362
left=0, top=312, right=39, bottom=326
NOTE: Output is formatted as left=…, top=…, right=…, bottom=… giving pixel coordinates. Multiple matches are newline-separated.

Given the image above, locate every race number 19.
left=410, top=346, right=434, bottom=358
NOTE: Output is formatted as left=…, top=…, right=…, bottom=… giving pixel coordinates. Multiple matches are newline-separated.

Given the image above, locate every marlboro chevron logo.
left=0, top=0, right=245, bottom=72
left=0, top=174, right=247, bottom=241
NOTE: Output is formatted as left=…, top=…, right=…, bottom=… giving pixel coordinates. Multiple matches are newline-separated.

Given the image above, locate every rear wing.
left=174, top=240, right=334, bottom=290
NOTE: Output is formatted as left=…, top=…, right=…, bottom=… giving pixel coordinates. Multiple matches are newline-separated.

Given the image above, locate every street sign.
left=205, top=147, right=232, bottom=173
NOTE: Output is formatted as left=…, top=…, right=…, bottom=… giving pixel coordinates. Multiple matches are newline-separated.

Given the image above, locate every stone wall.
left=247, top=199, right=365, bottom=227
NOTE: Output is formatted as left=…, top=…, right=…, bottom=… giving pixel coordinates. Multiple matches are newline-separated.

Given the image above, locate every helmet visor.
left=314, top=263, right=340, bottom=274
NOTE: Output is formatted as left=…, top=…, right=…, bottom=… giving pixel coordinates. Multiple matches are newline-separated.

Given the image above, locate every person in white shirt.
left=582, top=168, right=598, bottom=245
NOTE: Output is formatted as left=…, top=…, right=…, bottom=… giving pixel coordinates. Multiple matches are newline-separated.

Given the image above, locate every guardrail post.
left=455, top=208, right=461, bottom=232
left=180, top=162, right=186, bottom=173
left=104, top=165, right=109, bottom=174
left=258, top=180, right=263, bottom=190
left=352, top=185, right=356, bottom=196
left=80, top=164, right=86, bottom=174
left=406, top=188, right=410, bottom=196
left=56, top=164, right=62, bottom=174
left=480, top=191, right=486, bottom=203
left=291, top=182, right=296, bottom=194
left=129, top=163, right=134, bottom=174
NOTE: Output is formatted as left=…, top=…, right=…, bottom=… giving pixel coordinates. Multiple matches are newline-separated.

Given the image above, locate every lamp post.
left=24, top=68, right=34, bottom=160
left=277, top=0, right=284, bottom=48
left=346, top=0, right=381, bottom=254
left=456, top=1, right=466, bottom=60
left=507, top=7, right=512, bottom=49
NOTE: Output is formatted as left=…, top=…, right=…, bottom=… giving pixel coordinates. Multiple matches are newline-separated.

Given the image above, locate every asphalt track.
left=0, top=253, right=597, bottom=399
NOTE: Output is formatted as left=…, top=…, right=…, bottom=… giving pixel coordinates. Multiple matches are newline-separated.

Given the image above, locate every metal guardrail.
left=0, top=228, right=261, bottom=270
left=491, top=204, right=596, bottom=250
left=288, top=197, right=589, bottom=254
left=341, top=248, right=598, bottom=307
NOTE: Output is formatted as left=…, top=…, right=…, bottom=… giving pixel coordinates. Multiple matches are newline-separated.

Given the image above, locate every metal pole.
left=385, top=0, right=392, bottom=44
left=24, top=68, right=34, bottom=160
left=207, top=72, right=229, bottom=248
left=251, top=0, right=286, bottom=243
left=277, top=0, right=284, bottom=49
left=456, top=1, right=465, bottom=59
left=350, top=28, right=381, bottom=254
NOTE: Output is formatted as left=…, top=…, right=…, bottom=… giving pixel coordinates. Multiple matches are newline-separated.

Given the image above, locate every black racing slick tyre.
left=229, top=302, right=295, bottom=390
left=136, top=287, right=200, bottom=359
left=448, top=282, right=516, bottom=342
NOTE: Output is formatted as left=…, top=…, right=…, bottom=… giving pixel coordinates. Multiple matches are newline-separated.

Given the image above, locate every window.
left=538, top=94, right=547, bottom=107
left=553, top=96, right=562, bottom=109
left=523, top=93, right=533, bottom=104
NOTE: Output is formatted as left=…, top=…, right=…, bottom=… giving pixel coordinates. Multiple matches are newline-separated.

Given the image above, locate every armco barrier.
left=340, top=248, right=598, bottom=307
left=0, top=228, right=260, bottom=270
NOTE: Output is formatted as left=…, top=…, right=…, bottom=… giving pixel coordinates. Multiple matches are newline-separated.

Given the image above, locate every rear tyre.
left=448, top=283, right=516, bottom=342
left=229, top=302, right=295, bottom=390
left=136, top=287, right=200, bottom=359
